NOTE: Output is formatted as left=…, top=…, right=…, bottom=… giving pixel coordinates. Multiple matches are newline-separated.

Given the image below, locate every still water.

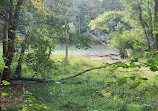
left=53, top=45, right=118, bottom=56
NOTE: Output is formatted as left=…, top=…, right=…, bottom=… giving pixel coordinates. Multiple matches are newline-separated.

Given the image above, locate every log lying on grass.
left=60, top=61, right=129, bottom=81
left=8, top=61, right=129, bottom=83
left=9, top=77, right=55, bottom=83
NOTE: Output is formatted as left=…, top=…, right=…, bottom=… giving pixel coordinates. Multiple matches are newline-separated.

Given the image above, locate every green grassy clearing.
left=1, top=53, right=158, bottom=111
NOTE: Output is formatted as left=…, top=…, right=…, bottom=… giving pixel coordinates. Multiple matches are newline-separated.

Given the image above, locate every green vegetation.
left=1, top=0, right=158, bottom=110
left=1, top=54, right=158, bottom=110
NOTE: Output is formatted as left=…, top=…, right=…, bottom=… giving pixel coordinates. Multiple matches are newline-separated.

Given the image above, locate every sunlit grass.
left=49, top=54, right=158, bottom=110
left=1, top=51, right=158, bottom=110
left=51, top=54, right=105, bottom=80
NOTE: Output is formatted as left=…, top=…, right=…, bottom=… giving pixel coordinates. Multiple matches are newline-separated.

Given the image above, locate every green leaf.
left=150, top=66, right=158, bottom=72
left=149, top=50, right=156, bottom=54
left=129, top=63, right=138, bottom=68
left=4, top=66, right=9, bottom=68
left=117, top=78, right=127, bottom=86
left=0, top=65, right=8, bottom=68
left=129, top=76, right=136, bottom=81
left=2, top=80, right=11, bottom=85
left=22, top=107, right=28, bottom=111
left=2, top=108, right=8, bottom=110
left=134, top=44, right=141, bottom=49
left=2, top=93, right=9, bottom=97
left=132, top=53, right=138, bottom=58
left=147, top=59, right=156, bottom=65
left=131, top=58, right=138, bottom=63
left=134, top=42, right=145, bottom=47
left=106, top=67, right=118, bottom=73
left=143, top=52, right=148, bottom=57
left=115, top=63, right=129, bottom=68
left=155, top=56, right=158, bottom=63
left=130, top=82, right=141, bottom=89
left=138, top=42, right=145, bottom=48
left=139, top=78, right=148, bottom=80
left=10, top=30, right=18, bottom=34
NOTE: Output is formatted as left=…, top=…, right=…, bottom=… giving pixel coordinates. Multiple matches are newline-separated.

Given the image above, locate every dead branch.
left=8, top=77, right=55, bottom=83
left=8, top=61, right=130, bottom=83
left=60, top=61, right=129, bottom=81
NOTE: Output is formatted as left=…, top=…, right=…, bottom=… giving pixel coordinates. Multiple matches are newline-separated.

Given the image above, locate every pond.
left=53, top=45, right=118, bottom=56
left=53, top=45, right=121, bottom=61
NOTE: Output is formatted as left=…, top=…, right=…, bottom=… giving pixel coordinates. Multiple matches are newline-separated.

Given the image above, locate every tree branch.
left=60, top=61, right=129, bottom=81
left=8, top=77, right=55, bottom=83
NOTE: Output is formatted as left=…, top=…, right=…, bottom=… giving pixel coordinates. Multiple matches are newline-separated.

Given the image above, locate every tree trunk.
left=155, top=0, right=158, bottom=50
left=2, top=0, right=14, bottom=80
left=3, top=12, right=9, bottom=60
left=9, top=77, right=55, bottom=83
left=1, top=12, right=9, bottom=82
left=64, top=0, right=76, bottom=64
left=78, top=14, right=81, bottom=33
left=64, top=28, right=69, bottom=64
left=15, top=44, right=26, bottom=75
left=78, top=5, right=81, bottom=33
left=148, top=0, right=155, bottom=49
left=2, top=0, right=23, bottom=80
left=138, top=3, right=151, bottom=49
left=15, top=30, right=30, bottom=75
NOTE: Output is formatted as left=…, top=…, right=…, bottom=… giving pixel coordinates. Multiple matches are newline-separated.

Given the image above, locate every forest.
left=1, top=0, right=158, bottom=110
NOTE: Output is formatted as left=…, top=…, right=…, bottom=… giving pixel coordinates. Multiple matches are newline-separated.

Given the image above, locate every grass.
left=1, top=53, right=158, bottom=110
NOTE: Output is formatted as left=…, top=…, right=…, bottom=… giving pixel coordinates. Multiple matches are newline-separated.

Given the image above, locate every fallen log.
left=8, top=77, right=55, bottom=83
left=7, top=61, right=130, bottom=83
left=60, top=61, right=129, bottom=81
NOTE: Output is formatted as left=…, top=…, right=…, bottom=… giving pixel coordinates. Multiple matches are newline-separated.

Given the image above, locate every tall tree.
left=155, top=0, right=158, bottom=50
left=1, top=0, right=23, bottom=80
left=120, top=0, right=156, bottom=49
left=137, top=2, right=151, bottom=49
left=64, top=0, right=76, bottom=64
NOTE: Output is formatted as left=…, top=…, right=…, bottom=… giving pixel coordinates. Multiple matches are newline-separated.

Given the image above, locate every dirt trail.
left=83, top=53, right=127, bottom=62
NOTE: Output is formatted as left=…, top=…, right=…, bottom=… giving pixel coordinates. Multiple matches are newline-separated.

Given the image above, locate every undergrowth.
left=1, top=54, right=158, bottom=110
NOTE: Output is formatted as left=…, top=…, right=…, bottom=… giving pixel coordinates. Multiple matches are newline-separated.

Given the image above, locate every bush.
left=110, top=30, right=144, bottom=58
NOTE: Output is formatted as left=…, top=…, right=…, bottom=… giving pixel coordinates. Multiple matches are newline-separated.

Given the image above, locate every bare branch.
left=60, top=61, right=129, bottom=81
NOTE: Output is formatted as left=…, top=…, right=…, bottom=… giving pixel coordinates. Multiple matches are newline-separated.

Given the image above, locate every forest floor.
left=1, top=47, right=157, bottom=111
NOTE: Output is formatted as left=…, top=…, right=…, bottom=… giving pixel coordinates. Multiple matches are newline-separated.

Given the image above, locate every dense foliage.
left=89, top=0, right=158, bottom=57
left=1, top=0, right=158, bottom=110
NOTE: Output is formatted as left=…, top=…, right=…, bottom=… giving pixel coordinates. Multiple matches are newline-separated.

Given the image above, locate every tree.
left=155, top=0, right=158, bottom=50
left=87, top=0, right=124, bottom=44
left=63, top=0, right=92, bottom=63
left=137, top=1, right=151, bottom=49
left=0, top=0, right=66, bottom=81
left=14, top=0, right=66, bottom=79
left=120, top=0, right=155, bottom=49
left=64, top=0, right=76, bottom=64
left=89, top=11, right=131, bottom=44
left=99, top=0, right=124, bottom=13
left=0, top=0, right=24, bottom=80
